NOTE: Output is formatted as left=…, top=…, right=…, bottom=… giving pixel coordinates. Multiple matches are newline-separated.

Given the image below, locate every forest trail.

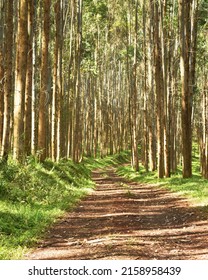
left=27, top=167, right=208, bottom=260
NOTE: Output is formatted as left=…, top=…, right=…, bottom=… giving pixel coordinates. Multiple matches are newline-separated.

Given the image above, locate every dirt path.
left=27, top=167, right=208, bottom=260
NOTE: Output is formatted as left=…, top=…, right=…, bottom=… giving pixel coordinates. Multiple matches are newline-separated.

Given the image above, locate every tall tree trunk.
left=13, top=0, right=28, bottom=161
left=51, top=1, right=60, bottom=161
left=31, top=0, right=38, bottom=156
left=0, top=0, right=5, bottom=154
left=161, top=0, right=171, bottom=178
left=1, top=0, right=13, bottom=160
left=154, top=0, right=164, bottom=178
left=142, top=0, right=149, bottom=172
left=148, top=0, right=157, bottom=172
left=38, top=0, right=50, bottom=161
left=179, top=0, right=192, bottom=178
left=73, top=0, right=82, bottom=162
left=52, top=0, right=63, bottom=161
left=66, top=0, right=75, bottom=158
left=25, top=0, right=34, bottom=156
left=201, top=66, right=208, bottom=178
left=130, top=0, right=139, bottom=171
left=57, top=1, right=63, bottom=160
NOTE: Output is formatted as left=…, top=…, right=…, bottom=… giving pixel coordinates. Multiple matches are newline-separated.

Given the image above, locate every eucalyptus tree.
left=13, top=0, right=28, bottom=161
left=196, top=0, right=208, bottom=178
left=1, top=0, right=13, bottom=160
left=179, top=0, right=199, bottom=178
left=130, top=0, right=139, bottom=171
left=153, top=0, right=165, bottom=178
left=37, top=0, right=51, bottom=161
left=51, top=0, right=63, bottom=161
left=72, top=0, right=83, bottom=163
left=0, top=0, right=4, bottom=150
left=24, top=0, right=34, bottom=156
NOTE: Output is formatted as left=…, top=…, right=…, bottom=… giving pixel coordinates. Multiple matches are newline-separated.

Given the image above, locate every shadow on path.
left=27, top=167, right=208, bottom=260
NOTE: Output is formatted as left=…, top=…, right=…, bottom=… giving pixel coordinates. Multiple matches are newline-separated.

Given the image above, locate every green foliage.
left=82, top=0, right=108, bottom=63
left=0, top=157, right=94, bottom=259
left=0, top=157, right=93, bottom=206
left=198, top=0, right=208, bottom=27
left=117, top=157, right=208, bottom=207
left=84, top=151, right=130, bottom=170
left=0, top=152, right=129, bottom=259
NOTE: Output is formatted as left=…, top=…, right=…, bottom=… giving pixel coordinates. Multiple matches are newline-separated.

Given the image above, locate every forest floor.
left=26, top=166, right=208, bottom=260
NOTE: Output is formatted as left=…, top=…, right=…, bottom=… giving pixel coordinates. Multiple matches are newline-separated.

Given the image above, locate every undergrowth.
left=0, top=151, right=130, bottom=260
left=0, top=157, right=94, bottom=260
left=117, top=156, right=208, bottom=207
left=1, top=149, right=207, bottom=259
left=84, top=151, right=130, bottom=170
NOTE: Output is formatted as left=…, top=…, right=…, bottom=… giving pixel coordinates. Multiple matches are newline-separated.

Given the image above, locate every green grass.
left=117, top=156, right=208, bottom=207
left=4, top=150, right=206, bottom=259
left=0, top=157, right=94, bottom=259
left=0, top=151, right=130, bottom=260
left=84, top=151, right=131, bottom=170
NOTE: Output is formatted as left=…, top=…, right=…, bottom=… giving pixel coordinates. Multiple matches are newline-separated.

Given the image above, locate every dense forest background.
left=0, top=0, right=207, bottom=178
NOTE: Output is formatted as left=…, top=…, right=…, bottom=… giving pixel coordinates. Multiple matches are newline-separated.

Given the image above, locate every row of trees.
left=0, top=0, right=207, bottom=178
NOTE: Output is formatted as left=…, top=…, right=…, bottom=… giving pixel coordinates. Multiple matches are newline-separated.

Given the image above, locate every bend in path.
left=27, top=167, right=208, bottom=260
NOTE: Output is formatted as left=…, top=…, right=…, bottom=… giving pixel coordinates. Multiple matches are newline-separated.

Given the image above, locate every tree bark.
left=130, top=0, right=139, bottom=171
left=38, top=0, right=50, bottom=161
left=0, top=0, right=4, bottom=152
left=25, top=0, right=34, bottom=156
left=179, top=0, right=192, bottom=178
left=73, top=0, right=83, bottom=162
left=154, top=1, right=164, bottom=178
left=1, top=0, right=13, bottom=160
left=13, top=0, right=28, bottom=161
